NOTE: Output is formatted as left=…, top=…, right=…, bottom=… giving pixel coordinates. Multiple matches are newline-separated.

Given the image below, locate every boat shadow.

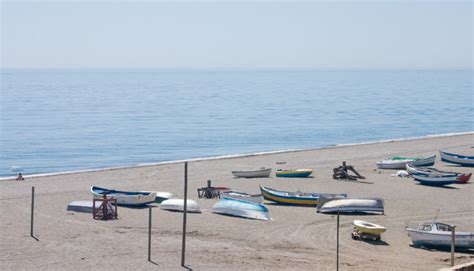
left=409, top=244, right=474, bottom=254
left=361, top=239, right=390, bottom=246
left=336, top=179, right=374, bottom=184
left=415, top=184, right=459, bottom=190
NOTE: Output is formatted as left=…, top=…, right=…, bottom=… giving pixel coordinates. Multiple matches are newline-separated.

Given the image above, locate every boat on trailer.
left=275, top=168, right=313, bottom=178
left=260, top=186, right=346, bottom=206
left=440, top=151, right=474, bottom=167
left=221, top=191, right=263, bottom=204
left=91, top=186, right=156, bottom=206
left=212, top=197, right=271, bottom=221
left=406, top=222, right=474, bottom=250
left=231, top=168, right=272, bottom=178
left=376, top=155, right=436, bottom=169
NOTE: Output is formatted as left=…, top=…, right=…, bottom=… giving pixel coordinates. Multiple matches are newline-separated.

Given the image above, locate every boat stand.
left=92, top=194, right=118, bottom=220
left=351, top=228, right=381, bottom=241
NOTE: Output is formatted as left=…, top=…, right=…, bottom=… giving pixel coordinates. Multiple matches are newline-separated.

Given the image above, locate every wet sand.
left=1, top=133, right=473, bottom=270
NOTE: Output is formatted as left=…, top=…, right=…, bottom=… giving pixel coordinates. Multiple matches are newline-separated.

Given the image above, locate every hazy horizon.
left=1, top=1, right=472, bottom=70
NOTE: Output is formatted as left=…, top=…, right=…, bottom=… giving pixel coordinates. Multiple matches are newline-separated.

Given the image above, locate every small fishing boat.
left=221, top=191, right=263, bottom=204
left=160, top=199, right=201, bottom=213
left=260, top=186, right=346, bottom=206
left=231, top=167, right=272, bottom=178
left=276, top=168, right=313, bottom=178
left=212, top=197, right=271, bottom=221
left=440, top=151, right=474, bottom=167
left=411, top=172, right=458, bottom=186
left=317, top=197, right=384, bottom=214
left=353, top=220, right=386, bottom=235
left=405, top=164, right=471, bottom=184
left=406, top=222, right=474, bottom=249
left=376, top=155, right=435, bottom=169
left=91, top=186, right=156, bottom=206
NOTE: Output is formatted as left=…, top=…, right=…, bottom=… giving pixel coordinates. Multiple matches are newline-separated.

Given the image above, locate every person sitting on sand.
left=16, top=173, right=24, bottom=181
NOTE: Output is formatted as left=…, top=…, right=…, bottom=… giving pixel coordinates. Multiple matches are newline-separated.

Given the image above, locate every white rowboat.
left=160, top=199, right=201, bottom=213
left=231, top=168, right=272, bottom=178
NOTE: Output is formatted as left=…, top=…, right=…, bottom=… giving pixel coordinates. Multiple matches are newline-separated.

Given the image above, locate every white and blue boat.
left=91, top=186, right=156, bottom=206
left=212, top=197, right=271, bottom=221
left=411, top=172, right=458, bottom=186
left=260, top=186, right=346, bottom=206
left=440, top=151, right=474, bottom=167
left=406, top=222, right=474, bottom=250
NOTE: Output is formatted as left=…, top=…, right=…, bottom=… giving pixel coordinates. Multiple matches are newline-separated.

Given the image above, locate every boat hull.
left=160, top=199, right=201, bottom=213
left=440, top=151, right=474, bottom=167
left=276, top=169, right=313, bottom=178
left=221, top=192, right=263, bottom=204
left=260, top=186, right=346, bottom=206
left=212, top=198, right=271, bottom=221
left=377, top=155, right=435, bottom=169
left=91, top=186, right=156, bottom=206
left=412, top=173, right=458, bottom=186
left=318, top=198, right=385, bottom=214
left=406, top=229, right=474, bottom=249
left=353, top=220, right=386, bottom=235
left=232, top=168, right=272, bottom=178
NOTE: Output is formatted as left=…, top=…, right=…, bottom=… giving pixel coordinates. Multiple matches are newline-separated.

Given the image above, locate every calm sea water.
left=1, top=69, right=472, bottom=177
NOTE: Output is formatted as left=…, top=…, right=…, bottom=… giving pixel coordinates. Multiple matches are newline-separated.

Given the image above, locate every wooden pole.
left=451, top=225, right=456, bottom=267
left=336, top=211, right=340, bottom=271
left=148, top=206, right=152, bottom=262
left=181, top=162, right=188, bottom=267
left=30, top=186, right=35, bottom=238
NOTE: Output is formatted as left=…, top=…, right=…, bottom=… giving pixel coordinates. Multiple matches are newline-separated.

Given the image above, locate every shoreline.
left=2, top=131, right=472, bottom=181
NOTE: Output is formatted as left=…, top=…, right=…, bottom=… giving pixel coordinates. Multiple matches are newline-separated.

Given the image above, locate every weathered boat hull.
left=317, top=198, right=384, bottom=214
left=377, top=155, right=436, bottom=169
left=406, top=229, right=474, bottom=249
left=275, top=169, right=313, bottom=178
left=440, top=151, right=474, bottom=167
left=212, top=197, right=271, bottom=221
left=260, top=186, right=346, bottom=206
left=231, top=168, right=272, bottom=178
left=160, top=199, right=201, bottom=213
left=221, top=191, right=263, bottom=204
left=91, top=186, right=156, bottom=206
left=412, top=173, right=458, bottom=186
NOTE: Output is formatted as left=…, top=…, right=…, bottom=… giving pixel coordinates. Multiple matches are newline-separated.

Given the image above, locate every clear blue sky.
left=1, top=1, right=472, bottom=69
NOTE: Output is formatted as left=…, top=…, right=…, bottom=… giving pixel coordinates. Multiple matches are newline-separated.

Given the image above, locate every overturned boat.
left=221, top=191, right=263, bottom=204
left=212, top=197, right=271, bottom=221
left=406, top=222, right=474, bottom=250
left=160, top=199, right=201, bottom=213
left=317, top=197, right=384, bottom=214
left=231, top=167, right=272, bottom=178
left=91, top=186, right=156, bottom=206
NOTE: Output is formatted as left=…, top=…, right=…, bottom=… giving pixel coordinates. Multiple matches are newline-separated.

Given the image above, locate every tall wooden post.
left=30, top=186, right=35, bottom=238
left=181, top=162, right=188, bottom=267
left=148, top=206, right=152, bottom=262
left=336, top=211, right=340, bottom=271
left=451, top=225, right=456, bottom=267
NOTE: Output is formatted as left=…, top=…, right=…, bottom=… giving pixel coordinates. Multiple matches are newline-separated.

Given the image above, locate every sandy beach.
left=1, top=133, right=473, bottom=270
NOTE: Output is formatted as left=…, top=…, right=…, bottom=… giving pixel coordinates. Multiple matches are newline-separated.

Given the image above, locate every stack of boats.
left=376, top=155, right=436, bottom=169
left=406, top=164, right=471, bottom=186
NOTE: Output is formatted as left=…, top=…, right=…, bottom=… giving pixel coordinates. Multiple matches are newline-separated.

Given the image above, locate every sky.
left=1, top=1, right=472, bottom=70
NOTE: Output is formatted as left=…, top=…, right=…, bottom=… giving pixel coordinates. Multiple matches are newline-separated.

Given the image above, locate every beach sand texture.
left=1, top=134, right=473, bottom=270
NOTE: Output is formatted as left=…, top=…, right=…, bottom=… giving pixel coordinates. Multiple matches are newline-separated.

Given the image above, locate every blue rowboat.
left=411, top=172, right=458, bottom=186
left=260, top=186, right=346, bottom=206
left=91, top=186, right=156, bottom=206
left=440, top=151, right=474, bottom=167
left=276, top=168, right=313, bottom=178
left=212, top=197, right=271, bottom=221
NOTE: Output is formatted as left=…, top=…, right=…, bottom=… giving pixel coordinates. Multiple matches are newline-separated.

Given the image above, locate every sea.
left=1, top=69, right=472, bottom=177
